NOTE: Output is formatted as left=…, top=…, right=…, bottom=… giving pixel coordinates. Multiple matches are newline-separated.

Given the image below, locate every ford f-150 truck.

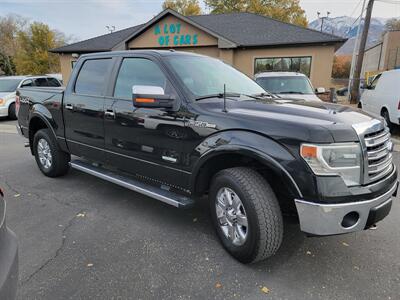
left=16, top=50, right=398, bottom=263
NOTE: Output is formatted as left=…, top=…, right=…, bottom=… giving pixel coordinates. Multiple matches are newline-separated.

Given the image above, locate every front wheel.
left=381, top=109, right=394, bottom=131
left=33, top=129, right=70, bottom=177
left=209, top=167, right=283, bottom=264
left=8, top=103, right=17, bottom=120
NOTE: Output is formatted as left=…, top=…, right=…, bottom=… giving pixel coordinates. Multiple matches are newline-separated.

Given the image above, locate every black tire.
left=33, top=129, right=70, bottom=177
left=381, top=109, right=394, bottom=131
left=8, top=103, right=17, bottom=120
left=209, top=167, right=283, bottom=264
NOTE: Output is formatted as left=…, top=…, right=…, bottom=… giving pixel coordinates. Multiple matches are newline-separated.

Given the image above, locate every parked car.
left=17, top=51, right=398, bottom=263
left=0, top=75, right=62, bottom=119
left=255, top=72, right=323, bottom=101
left=359, top=70, right=400, bottom=129
left=0, top=188, right=18, bottom=300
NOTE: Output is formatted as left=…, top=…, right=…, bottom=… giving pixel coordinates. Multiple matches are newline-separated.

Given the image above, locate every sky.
left=0, top=0, right=399, bottom=41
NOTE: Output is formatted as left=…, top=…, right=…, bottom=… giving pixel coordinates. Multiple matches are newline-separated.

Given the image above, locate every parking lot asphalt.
left=1, top=119, right=399, bottom=300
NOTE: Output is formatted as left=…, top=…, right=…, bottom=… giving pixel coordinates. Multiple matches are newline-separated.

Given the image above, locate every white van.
left=360, top=69, right=400, bottom=128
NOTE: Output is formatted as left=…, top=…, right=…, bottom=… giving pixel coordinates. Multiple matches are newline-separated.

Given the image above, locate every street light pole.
left=350, top=0, right=375, bottom=103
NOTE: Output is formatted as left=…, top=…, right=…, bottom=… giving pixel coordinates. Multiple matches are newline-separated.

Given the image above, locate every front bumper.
left=295, top=180, right=398, bottom=236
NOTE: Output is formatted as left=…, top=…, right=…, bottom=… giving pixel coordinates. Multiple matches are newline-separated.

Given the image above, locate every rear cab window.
left=75, top=59, right=113, bottom=96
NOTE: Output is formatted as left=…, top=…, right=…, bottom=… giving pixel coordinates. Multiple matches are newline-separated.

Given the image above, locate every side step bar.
left=69, top=159, right=194, bottom=209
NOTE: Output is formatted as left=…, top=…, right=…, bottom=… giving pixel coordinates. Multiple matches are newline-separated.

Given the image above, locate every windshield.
left=167, top=56, right=265, bottom=99
left=256, top=76, right=314, bottom=94
left=0, top=79, right=21, bottom=92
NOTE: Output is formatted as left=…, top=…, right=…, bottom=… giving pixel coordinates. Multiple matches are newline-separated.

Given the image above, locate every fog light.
left=341, top=211, right=359, bottom=228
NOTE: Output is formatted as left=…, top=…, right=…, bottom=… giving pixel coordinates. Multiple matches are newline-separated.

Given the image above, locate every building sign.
left=154, top=23, right=198, bottom=46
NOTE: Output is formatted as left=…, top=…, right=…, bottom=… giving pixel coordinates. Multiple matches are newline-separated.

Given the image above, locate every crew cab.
left=16, top=51, right=398, bottom=263
left=0, top=75, right=62, bottom=119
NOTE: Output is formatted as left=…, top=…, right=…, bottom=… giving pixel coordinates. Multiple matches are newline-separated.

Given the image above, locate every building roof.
left=51, top=24, right=144, bottom=53
left=51, top=9, right=346, bottom=54
left=188, top=12, right=345, bottom=47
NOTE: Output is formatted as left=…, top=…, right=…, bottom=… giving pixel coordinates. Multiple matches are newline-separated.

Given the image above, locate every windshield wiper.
left=195, top=92, right=241, bottom=101
left=277, top=91, right=305, bottom=94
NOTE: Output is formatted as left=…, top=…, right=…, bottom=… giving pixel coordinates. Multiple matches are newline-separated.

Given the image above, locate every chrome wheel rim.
left=215, top=187, right=248, bottom=246
left=37, top=138, right=52, bottom=169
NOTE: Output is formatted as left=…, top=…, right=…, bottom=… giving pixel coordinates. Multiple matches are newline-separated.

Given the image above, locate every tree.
left=204, top=0, right=308, bottom=27
left=14, top=22, right=67, bottom=75
left=332, top=55, right=351, bottom=79
left=385, top=18, right=400, bottom=32
left=0, top=14, right=27, bottom=75
left=162, top=0, right=202, bottom=15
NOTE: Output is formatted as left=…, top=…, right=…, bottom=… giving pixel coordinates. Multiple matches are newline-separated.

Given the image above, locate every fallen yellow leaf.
left=215, top=282, right=222, bottom=288
left=14, top=194, right=20, bottom=198
left=342, top=242, right=349, bottom=247
left=261, top=286, right=270, bottom=294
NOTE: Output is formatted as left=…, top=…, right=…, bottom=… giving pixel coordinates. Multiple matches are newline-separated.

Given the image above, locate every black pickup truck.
left=16, top=50, right=398, bottom=263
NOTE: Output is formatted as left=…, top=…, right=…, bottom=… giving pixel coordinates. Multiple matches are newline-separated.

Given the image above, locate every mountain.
left=308, top=16, right=389, bottom=54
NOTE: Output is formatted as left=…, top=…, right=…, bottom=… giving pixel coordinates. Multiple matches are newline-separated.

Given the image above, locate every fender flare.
left=190, top=130, right=303, bottom=199
left=28, top=104, right=58, bottom=152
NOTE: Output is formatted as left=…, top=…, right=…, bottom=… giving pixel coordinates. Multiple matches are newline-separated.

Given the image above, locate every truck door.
left=103, top=56, right=190, bottom=190
left=63, top=58, right=113, bottom=162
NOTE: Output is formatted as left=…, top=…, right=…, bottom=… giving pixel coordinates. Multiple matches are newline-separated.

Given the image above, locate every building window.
left=254, top=56, right=312, bottom=77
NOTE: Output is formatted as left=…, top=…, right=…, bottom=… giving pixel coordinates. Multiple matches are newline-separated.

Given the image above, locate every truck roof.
left=80, top=49, right=204, bottom=59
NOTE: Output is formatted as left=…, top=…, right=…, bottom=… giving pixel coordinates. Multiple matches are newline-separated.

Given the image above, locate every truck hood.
left=198, top=98, right=379, bottom=143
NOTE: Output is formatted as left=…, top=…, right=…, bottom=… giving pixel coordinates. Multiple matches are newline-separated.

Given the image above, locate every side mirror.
left=315, top=87, right=326, bottom=94
left=132, top=85, right=175, bottom=109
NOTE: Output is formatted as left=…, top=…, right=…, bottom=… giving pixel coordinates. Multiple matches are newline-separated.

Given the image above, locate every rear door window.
left=75, top=59, right=112, bottom=96
left=20, top=79, right=33, bottom=88
left=47, top=78, right=61, bottom=87
left=34, top=78, right=49, bottom=87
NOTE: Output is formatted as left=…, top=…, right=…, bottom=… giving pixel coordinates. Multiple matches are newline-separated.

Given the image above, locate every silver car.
left=0, top=188, right=18, bottom=300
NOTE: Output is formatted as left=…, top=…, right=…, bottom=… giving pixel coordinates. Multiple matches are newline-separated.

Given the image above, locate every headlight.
left=0, top=98, right=5, bottom=106
left=300, top=143, right=362, bottom=186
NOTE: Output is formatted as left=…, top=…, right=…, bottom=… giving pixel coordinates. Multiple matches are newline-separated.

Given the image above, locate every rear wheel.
left=33, top=129, right=70, bottom=177
left=209, top=167, right=283, bottom=263
left=8, top=103, right=17, bottom=120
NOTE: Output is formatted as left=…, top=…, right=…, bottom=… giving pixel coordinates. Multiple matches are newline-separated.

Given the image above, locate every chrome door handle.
left=65, top=104, right=73, bottom=110
left=105, top=110, right=115, bottom=118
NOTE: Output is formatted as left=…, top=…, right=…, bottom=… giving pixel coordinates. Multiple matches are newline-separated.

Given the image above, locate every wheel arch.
left=28, top=110, right=57, bottom=155
left=190, top=142, right=302, bottom=213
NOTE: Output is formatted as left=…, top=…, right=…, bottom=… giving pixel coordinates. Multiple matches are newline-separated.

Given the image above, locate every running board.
left=69, top=159, right=194, bottom=209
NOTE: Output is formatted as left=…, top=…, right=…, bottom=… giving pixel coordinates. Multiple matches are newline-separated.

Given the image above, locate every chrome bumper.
left=295, top=181, right=398, bottom=235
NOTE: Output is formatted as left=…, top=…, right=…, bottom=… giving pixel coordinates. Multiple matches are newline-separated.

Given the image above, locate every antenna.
left=222, top=84, right=227, bottom=113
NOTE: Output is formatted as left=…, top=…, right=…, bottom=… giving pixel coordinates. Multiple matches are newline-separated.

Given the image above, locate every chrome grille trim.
left=352, top=119, right=393, bottom=184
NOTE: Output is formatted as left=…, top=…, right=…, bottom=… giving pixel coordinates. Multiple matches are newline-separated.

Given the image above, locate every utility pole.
left=347, top=0, right=367, bottom=102
left=350, top=0, right=374, bottom=103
